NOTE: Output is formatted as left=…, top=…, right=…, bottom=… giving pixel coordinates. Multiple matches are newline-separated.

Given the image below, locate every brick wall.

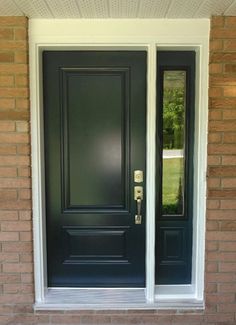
left=206, top=15, right=236, bottom=323
left=0, top=17, right=35, bottom=324
left=0, top=15, right=236, bottom=325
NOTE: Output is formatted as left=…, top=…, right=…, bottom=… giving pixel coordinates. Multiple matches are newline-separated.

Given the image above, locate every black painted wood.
left=155, top=51, right=195, bottom=284
left=43, top=51, right=146, bottom=287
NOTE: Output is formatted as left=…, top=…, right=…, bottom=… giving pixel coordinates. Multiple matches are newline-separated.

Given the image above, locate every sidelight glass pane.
left=162, top=71, right=186, bottom=215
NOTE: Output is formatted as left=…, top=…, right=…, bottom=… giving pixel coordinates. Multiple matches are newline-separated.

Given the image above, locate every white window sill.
left=34, top=288, right=204, bottom=311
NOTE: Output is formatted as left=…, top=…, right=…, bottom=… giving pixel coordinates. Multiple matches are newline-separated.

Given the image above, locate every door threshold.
left=34, top=288, right=204, bottom=311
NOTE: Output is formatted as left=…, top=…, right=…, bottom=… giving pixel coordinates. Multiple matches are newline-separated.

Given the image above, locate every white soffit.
left=1, top=0, right=236, bottom=18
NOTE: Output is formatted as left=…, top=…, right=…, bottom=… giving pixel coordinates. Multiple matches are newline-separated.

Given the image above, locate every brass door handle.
left=134, top=186, right=143, bottom=224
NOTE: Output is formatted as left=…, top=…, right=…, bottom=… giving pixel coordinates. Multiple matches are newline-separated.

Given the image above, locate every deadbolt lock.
left=134, top=170, right=143, bottom=183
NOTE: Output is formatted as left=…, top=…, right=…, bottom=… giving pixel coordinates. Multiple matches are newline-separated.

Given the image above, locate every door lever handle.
left=134, top=186, right=143, bottom=224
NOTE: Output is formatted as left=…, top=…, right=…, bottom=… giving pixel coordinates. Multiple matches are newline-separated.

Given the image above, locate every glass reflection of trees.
left=162, top=71, right=185, bottom=215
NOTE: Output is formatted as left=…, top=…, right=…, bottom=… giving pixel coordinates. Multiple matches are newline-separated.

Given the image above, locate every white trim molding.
left=29, top=19, right=209, bottom=310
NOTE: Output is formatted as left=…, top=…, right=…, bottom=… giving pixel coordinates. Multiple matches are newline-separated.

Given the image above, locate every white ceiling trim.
left=0, top=0, right=236, bottom=18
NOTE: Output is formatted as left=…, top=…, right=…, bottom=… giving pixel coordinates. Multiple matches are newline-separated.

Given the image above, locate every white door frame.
left=29, top=19, right=209, bottom=309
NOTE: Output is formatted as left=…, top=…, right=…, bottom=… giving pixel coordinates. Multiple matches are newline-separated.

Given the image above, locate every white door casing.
left=29, top=19, right=209, bottom=309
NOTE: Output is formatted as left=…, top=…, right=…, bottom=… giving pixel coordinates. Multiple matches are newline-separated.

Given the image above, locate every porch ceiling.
left=1, top=0, right=236, bottom=18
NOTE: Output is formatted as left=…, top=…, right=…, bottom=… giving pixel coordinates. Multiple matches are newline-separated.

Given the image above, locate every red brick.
left=20, top=253, right=33, bottom=263
left=19, top=189, right=31, bottom=200
left=18, top=167, right=30, bottom=177
left=207, top=199, right=220, bottom=209
left=20, top=231, right=32, bottom=241
left=0, top=121, right=15, bottom=131
left=207, top=251, right=236, bottom=261
left=2, top=242, right=32, bottom=253
left=224, top=40, right=236, bottom=50
left=0, top=232, right=19, bottom=241
left=0, top=75, right=14, bottom=86
left=206, top=261, right=218, bottom=272
left=210, top=39, right=223, bottom=51
left=219, top=262, right=236, bottom=272
left=206, top=273, right=236, bottom=283
left=1, top=221, right=31, bottom=232
left=224, top=86, right=236, bottom=96
left=221, top=199, right=236, bottom=209
left=222, top=155, right=236, bottom=165
left=0, top=111, right=29, bottom=120
left=209, top=63, right=223, bottom=74
left=206, top=293, right=235, bottom=304
left=0, top=155, right=29, bottom=166
left=205, top=283, right=217, bottom=293
left=0, top=200, right=31, bottom=210
left=15, top=75, right=28, bottom=87
left=3, top=283, right=33, bottom=294
left=209, top=109, right=222, bottom=120
left=0, top=167, right=17, bottom=177
left=0, top=178, right=30, bottom=188
left=15, top=121, right=28, bottom=132
left=208, top=166, right=236, bottom=176
left=15, top=51, right=28, bottom=64
left=207, top=178, right=220, bottom=188
left=206, top=241, right=218, bottom=251
left=0, top=274, right=20, bottom=283
left=205, top=313, right=234, bottom=323
left=51, top=315, right=83, bottom=324
left=225, top=63, right=236, bottom=73
left=0, top=40, right=27, bottom=51
left=208, top=155, right=221, bottom=165
left=206, top=221, right=219, bottom=231
left=0, top=28, right=13, bottom=40
left=219, top=283, right=236, bottom=292
left=211, top=16, right=225, bottom=27
left=0, top=51, right=14, bottom=63
left=0, top=211, right=18, bottom=221
left=208, top=189, right=236, bottom=198
left=225, top=17, right=236, bottom=26
left=19, top=210, right=31, bottom=221
left=0, top=190, right=17, bottom=200
left=207, top=210, right=236, bottom=220
left=223, top=132, right=236, bottom=143
left=220, top=242, right=236, bottom=253
left=17, top=144, right=30, bottom=154
left=223, top=110, right=236, bottom=119
left=14, top=28, right=27, bottom=40
left=3, top=262, right=33, bottom=273
left=222, top=178, right=236, bottom=187
left=209, top=121, right=236, bottom=132
left=208, top=132, right=222, bottom=143
left=218, top=304, right=236, bottom=313
left=15, top=98, right=29, bottom=109
left=207, top=231, right=236, bottom=241
left=0, top=98, right=15, bottom=110
left=0, top=294, right=33, bottom=304
left=209, top=87, right=223, bottom=97
left=0, top=17, right=27, bottom=26
left=210, top=75, right=236, bottom=86
left=0, top=87, right=28, bottom=98
left=0, top=132, right=29, bottom=143
left=21, top=273, right=33, bottom=283
left=220, top=220, right=236, bottom=231
left=210, top=97, right=236, bottom=109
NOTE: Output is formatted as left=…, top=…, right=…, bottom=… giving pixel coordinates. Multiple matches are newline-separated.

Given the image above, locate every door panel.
left=43, top=51, right=146, bottom=287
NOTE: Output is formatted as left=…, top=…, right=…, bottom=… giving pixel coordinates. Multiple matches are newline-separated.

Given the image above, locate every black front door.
left=43, top=51, right=146, bottom=287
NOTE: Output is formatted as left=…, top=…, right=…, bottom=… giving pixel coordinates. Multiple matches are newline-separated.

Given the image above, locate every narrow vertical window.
left=156, top=52, right=195, bottom=285
left=162, top=71, right=186, bottom=216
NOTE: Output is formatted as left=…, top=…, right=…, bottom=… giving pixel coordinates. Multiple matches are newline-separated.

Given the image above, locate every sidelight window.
left=156, top=51, right=195, bottom=285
